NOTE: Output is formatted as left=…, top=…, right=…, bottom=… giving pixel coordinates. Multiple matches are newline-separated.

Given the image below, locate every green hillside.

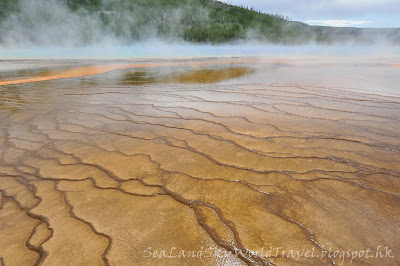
left=72, top=0, right=311, bottom=43
left=1, top=0, right=399, bottom=45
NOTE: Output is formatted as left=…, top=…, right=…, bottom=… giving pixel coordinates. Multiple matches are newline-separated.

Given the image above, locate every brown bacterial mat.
left=0, top=57, right=399, bottom=265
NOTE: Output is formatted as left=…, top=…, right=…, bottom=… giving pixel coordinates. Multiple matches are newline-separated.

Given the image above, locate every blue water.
left=1, top=41, right=399, bottom=59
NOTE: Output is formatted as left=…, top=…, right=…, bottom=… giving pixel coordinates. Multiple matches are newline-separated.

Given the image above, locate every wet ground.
left=0, top=57, right=399, bottom=265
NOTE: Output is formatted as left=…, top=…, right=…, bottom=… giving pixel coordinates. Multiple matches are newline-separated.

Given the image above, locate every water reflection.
left=119, top=67, right=254, bottom=85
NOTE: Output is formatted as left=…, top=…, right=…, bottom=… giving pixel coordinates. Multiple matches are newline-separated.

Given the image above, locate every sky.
left=221, top=0, right=400, bottom=28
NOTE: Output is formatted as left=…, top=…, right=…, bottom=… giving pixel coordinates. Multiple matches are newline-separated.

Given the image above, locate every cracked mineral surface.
left=0, top=57, right=399, bottom=265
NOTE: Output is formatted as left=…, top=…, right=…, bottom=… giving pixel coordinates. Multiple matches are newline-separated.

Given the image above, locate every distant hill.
left=1, top=0, right=399, bottom=45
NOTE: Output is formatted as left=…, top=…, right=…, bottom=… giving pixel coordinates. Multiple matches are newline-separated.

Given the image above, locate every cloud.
left=221, top=0, right=400, bottom=27
left=304, top=20, right=373, bottom=27
left=222, top=0, right=400, bottom=15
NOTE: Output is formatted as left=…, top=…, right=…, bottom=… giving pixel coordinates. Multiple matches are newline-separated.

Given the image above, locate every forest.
left=0, top=0, right=399, bottom=45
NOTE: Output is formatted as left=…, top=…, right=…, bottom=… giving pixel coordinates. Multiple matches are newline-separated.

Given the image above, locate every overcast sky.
left=221, top=0, right=400, bottom=28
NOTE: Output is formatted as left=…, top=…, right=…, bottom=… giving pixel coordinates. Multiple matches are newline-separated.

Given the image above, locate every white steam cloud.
left=0, top=0, right=399, bottom=59
left=0, top=0, right=120, bottom=48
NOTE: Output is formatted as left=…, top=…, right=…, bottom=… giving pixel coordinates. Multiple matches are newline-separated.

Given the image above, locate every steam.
left=0, top=0, right=120, bottom=47
left=1, top=42, right=399, bottom=59
left=0, top=0, right=399, bottom=59
left=0, top=0, right=211, bottom=48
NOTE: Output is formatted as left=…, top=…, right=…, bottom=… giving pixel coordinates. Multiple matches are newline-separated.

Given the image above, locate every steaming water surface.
left=2, top=43, right=400, bottom=59
left=0, top=57, right=399, bottom=265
